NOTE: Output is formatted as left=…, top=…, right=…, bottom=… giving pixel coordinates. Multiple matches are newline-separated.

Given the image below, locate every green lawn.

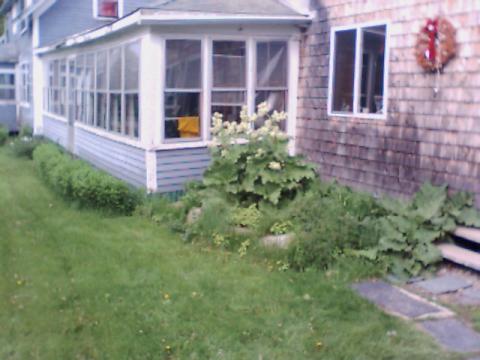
left=0, top=148, right=459, bottom=359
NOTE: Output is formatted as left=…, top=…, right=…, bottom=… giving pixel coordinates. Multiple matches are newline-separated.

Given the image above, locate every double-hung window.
left=0, top=71, right=15, bottom=101
left=329, top=23, right=388, bottom=117
left=45, top=59, right=67, bottom=117
left=212, top=40, right=246, bottom=123
left=255, top=41, right=288, bottom=128
left=95, top=0, right=119, bottom=18
left=164, top=39, right=202, bottom=140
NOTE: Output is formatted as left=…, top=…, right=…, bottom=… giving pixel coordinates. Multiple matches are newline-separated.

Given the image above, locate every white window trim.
left=93, top=0, right=124, bottom=20
left=18, top=61, right=32, bottom=107
left=327, top=20, right=390, bottom=120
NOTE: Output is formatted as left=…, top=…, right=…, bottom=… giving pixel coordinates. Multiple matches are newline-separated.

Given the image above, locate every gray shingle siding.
left=43, top=115, right=68, bottom=147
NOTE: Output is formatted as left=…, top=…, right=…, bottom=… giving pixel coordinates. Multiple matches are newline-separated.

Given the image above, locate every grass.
left=0, top=147, right=460, bottom=360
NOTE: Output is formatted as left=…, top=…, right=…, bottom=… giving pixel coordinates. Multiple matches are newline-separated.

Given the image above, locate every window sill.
left=75, top=122, right=144, bottom=149
left=43, top=111, right=68, bottom=123
left=20, top=102, right=31, bottom=108
left=328, top=112, right=387, bottom=121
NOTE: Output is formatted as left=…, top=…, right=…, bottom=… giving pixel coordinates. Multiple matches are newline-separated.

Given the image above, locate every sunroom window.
left=330, top=24, right=387, bottom=116
left=0, top=71, right=15, bottom=100
left=96, top=0, right=118, bottom=18
left=255, top=41, right=288, bottom=129
left=164, top=39, right=202, bottom=140
left=212, top=41, right=246, bottom=123
left=45, top=60, right=67, bottom=117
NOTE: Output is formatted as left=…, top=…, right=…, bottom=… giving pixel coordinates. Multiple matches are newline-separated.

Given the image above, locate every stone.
left=415, top=275, right=473, bottom=295
left=352, top=281, right=448, bottom=320
left=455, top=288, right=480, bottom=306
left=420, top=318, right=480, bottom=353
left=261, top=233, right=294, bottom=249
left=186, top=207, right=202, bottom=224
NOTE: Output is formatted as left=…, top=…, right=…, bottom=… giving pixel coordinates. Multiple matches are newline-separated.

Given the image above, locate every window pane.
left=255, top=90, right=287, bottom=129
left=125, top=93, right=139, bottom=138
left=85, top=54, right=95, bottom=90
left=109, top=46, right=122, bottom=90
left=96, top=93, right=107, bottom=128
left=166, top=40, right=201, bottom=89
left=257, top=41, right=287, bottom=88
left=332, top=29, right=356, bottom=112
left=98, top=0, right=118, bottom=18
left=0, top=73, right=14, bottom=85
left=211, top=105, right=242, bottom=123
left=360, top=25, right=386, bottom=114
left=96, top=51, right=107, bottom=90
left=213, top=41, right=246, bottom=88
left=125, top=41, right=140, bottom=90
left=0, top=89, right=15, bottom=99
left=109, top=94, right=122, bottom=133
left=165, top=92, right=200, bottom=139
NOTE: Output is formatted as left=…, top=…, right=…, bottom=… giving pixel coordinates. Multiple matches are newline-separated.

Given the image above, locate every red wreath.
left=415, top=17, right=456, bottom=72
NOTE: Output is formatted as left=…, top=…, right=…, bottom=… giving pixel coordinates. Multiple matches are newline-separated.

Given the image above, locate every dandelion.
left=315, top=340, right=323, bottom=350
left=269, top=161, right=282, bottom=171
left=163, top=293, right=170, bottom=300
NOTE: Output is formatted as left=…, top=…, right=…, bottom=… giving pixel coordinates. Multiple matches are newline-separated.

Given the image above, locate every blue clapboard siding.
left=39, top=0, right=112, bottom=47
left=19, top=105, right=33, bottom=128
left=43, top=115, right=68, bottom=147
left=0, top=104, right=17, bottom=132
left=75, top=127, right=147, bottom=188
left=156, top=147, right=211, bottom=193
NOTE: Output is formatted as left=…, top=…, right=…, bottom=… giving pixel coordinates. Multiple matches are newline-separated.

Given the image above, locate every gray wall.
left=43, top=115, right=68, bottom=147
left=0, top=104, right=17, bottom=132
left=75, top=128, right=147, bottom=188
left=156, top=147, right=210, bottom=193
left=38, top=0, right=111, bottom=47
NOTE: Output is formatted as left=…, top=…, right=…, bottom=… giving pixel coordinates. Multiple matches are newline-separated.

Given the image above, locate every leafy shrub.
left=232, top=204, right=261, bottom=228
left=10, top=136, right=44, bottom=159
left=361, top=183, right=480, bottom=278
left=270, top=221, right=293, bottom=235
left=0, top=125, right=8, bottom=146
left=287, top=182, right=382, bottom=271
left=204, top=103, right=316, bottom=206
left=33, top=143, right=141, bottom=214
left=19, top=125, right=33, bottom=137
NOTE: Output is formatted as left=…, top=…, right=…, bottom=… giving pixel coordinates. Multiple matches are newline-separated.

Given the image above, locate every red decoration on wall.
left=99, top=0, right=118, bottom=18
left=415, top=17, right=456, bottom=72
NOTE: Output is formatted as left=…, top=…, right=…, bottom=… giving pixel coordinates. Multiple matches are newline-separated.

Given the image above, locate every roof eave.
left=35, top=9, right=312, bottom=55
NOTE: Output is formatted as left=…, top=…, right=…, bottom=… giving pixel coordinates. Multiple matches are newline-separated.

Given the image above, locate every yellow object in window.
left=178, top=116, right=200, bottom=138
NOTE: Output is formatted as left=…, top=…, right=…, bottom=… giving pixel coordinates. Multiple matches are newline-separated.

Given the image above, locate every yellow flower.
left=269, top=161, right=282, bottom=171
left=163, top=293, right=170, bottom=300
left=315, top=340, right=323, bottom=349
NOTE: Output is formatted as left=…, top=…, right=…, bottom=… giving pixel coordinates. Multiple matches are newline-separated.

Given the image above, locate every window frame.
left=93, top=0, right=123, bottom=20
left=163, top=38, right=203, bottom=143
left=327, top=21, right=390, bottom=120
left=19, top=61, right=32, bottom=105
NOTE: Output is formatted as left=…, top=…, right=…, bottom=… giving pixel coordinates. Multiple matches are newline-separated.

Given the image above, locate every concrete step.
left=453, top=226, right=480, bottom=245
left=438, top=243, right=480, bottom=272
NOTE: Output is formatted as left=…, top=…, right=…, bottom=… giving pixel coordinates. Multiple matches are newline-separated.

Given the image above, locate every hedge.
left=33, top=143, right=142, bottom=214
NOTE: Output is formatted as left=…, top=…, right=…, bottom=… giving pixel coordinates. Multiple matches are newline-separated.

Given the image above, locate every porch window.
left=124, top=41, right=140, bottom=138
left=164, top=39, right=202, bottom=140
left=255, top=41, right=288, bottom=129
left=96, top=50, right=108, bottom=128
left=96, top=0, right=118, bottom=18
left=0, top=71, right=15, bottom=100
left=212, top=41, right=246, bottom=123
left=44, top=59, right=67, bottom=117
left=329, top=24, right=387, bottom=116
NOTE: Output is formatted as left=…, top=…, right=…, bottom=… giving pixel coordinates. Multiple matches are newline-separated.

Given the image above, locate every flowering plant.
left=204, top=103, right=316, bottom=205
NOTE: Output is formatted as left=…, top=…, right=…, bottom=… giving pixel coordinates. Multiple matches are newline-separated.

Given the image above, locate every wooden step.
left=438, top=243, right=480, bottom=272
left=453, top=226, right=480, bottom=245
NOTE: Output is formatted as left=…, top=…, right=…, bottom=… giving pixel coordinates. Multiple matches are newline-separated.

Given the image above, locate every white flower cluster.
left=268, top=161, right=282, bottom=171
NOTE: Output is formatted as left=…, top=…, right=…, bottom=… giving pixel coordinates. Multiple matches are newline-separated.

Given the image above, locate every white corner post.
left=287, top=35, right=300, bottom=155
left=32, top=16, right=44, bottom=135
left=140, top=29, right=159, bottom=192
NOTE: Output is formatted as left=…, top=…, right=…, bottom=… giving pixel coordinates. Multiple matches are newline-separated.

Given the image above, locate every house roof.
left=147, top=0, right=304, bottom=16
left=36, top=6, right=311, bottom=55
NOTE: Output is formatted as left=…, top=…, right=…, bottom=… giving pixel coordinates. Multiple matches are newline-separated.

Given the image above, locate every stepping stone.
left=352, top=281, right=449, bottom=320
left=420, top=318, right=480, bottom=353
left=455, top=288, right=480, bottom=306
left=415, top=275, right=472, bottom=295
